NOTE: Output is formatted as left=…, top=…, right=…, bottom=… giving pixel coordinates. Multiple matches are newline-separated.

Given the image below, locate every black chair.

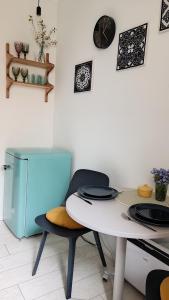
left=32, top=169, right=109, bottom=299
left=146, top=269, right=169, bottom=300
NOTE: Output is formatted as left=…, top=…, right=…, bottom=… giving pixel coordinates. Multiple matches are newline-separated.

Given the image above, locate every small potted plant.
left=151, top=168, right=169, bottom=201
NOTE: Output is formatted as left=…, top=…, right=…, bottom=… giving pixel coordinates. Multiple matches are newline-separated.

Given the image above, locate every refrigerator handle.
left=2, top=165, right=11, bottom=170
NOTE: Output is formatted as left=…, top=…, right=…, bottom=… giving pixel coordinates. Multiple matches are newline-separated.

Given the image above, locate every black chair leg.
left=93, top=231, right=107, bottom=267
left=66, top=237, right=77, bottom=299
left=32, top=231, right=48, bottom=276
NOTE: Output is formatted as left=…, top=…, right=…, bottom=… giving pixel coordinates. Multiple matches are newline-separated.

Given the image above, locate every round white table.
left=66, top=190, right=169, bottom=300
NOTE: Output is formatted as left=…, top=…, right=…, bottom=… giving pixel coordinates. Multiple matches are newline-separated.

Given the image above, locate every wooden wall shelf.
left=6, top=43, right=55, bottom=102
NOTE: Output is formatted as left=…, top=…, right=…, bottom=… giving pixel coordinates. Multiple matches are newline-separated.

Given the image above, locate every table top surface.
left=66, top=190, right=169, bottom=240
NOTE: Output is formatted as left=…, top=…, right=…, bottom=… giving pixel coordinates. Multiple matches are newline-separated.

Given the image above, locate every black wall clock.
left=93, top=15, right=116, bottom=49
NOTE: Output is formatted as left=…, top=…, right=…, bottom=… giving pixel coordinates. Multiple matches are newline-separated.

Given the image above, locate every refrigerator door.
left=4, top=148, right=72, bottom=238
left=3, top=153, right=28, bottom=238
left=25, top=151, right=71, bottom=237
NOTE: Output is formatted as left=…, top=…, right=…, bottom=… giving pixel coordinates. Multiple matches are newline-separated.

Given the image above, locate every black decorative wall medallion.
left=116, top=23, right=148, bottom=71
left=160, top=0, right=169, bottom=31
left=74, top=61, right=92, bottom=93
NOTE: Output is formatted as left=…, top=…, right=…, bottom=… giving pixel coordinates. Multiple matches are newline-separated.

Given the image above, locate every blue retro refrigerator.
left=3, top=148, right=72, bottom=238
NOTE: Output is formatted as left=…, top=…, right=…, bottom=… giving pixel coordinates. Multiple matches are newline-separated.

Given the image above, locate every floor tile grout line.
left=4, top=243, right=11, bottom=256
left=5, top=245, right=69, bottom=257
left=90, top=296, right=104, bottom=300
left=0, top=244, right=99, bottom=276
left=0, top=259, right=66, bottom=292
left=31, top=269, right=108, bottom=300
left=0, top=283, right=26, bottom=299
left=17, top=284, right=26, bottom=300
left=19, top=264, right=102, bottom=289
left=0, top=244, right=71, bottom=271
left=1, top=238, right=93, bottom=257
left=4, top=239, right=68, bottom=256
left=0, top=251, right=66, bottom=276
left=0, top=254, right=100, bottom=293
left=1, top=240, right=97, bottom=253
left=0, top=250, right=98, bottom=278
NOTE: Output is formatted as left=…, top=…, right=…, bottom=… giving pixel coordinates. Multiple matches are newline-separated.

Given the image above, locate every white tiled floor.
left=0, top=221, right=145, bottom=300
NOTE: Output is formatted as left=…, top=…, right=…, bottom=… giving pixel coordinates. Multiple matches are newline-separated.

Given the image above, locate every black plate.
left=78, top=186, right=119, bottom=201
left=129, top=205, right=169, bottom=227
left=78, top=186, right=115, bottom=198
left=78, top=192, right=116, bottom=201
left=135, top=203, right=169, bottom=222
left=78, top=186, right=116, bottom=197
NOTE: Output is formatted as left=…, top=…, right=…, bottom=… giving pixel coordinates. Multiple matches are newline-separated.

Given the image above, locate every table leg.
left=112, top=237, right=127, bottom=300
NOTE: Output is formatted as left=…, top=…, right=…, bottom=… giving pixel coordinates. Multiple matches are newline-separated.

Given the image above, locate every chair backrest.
left=64, top=169, right=109, bottom=201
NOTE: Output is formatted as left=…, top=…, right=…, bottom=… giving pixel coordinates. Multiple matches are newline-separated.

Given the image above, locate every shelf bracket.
left=6, top=77, right=13, bottom=98
left=45, top=85, right=54, bottom=102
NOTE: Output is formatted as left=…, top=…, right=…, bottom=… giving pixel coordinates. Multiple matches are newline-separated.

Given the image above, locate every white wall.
left=0, top=0, right=58, bottom=218
left=54, top=0, right=169, bottom=188
left=54, top=0, right=169, bottom=254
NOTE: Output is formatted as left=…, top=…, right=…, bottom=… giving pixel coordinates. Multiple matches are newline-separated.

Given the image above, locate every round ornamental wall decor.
left=74, top=61, right=92, bottom=93
left=93, top=15, right=116, bottom=49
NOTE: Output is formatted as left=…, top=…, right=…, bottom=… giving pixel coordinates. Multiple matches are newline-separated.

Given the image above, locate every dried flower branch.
left=29, top=15, right=57, bottom=53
